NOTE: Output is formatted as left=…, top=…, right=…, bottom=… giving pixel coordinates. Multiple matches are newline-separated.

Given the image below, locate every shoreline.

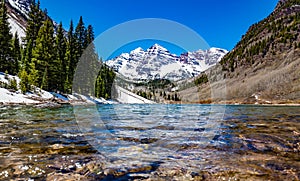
left=1, top=100, right=300, bottom=108
left=166, top=98, right=300, bottom=106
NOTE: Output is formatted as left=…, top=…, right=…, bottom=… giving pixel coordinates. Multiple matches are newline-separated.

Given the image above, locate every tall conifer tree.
left=0, top=0, right=13, bottom=74
left=65, top=20, right=76, bottom=93
left=55, top=22, right=67, bottom=92
left=23, top=0, right=43, bottom=72
left=73, top=24, right=101, bottom=95
left=74, top=16, right=86, bottom=61
left=11, top=32, right=21, bottom=75
left=32, top=18, right=55, bottom=90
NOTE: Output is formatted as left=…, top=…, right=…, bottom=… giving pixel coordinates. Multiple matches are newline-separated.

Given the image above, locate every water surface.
left=0, top=105, right=299, bottom=180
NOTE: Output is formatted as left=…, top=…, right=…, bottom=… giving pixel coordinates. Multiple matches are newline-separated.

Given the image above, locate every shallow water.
left=0, top=104, right=299, bottom=180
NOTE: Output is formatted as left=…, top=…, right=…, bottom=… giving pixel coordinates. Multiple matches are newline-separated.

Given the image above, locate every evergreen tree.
left=8, top=77, right=17, bottom=91
left=70, top=16, right=86, bottom=94
left=81, top=24, right=117, bottom=98
left=0, top=0, right=13, bottom=73
left=74, top=16, right=86, bottom=60
left=84, top=25, right=94, bottom=47
left=73, top=25, right=101, bottom=95
left=55, top=22, right=67, bottom=92
left=22, top=39, right=33, bottom=72
left=23, top=0, right=43, bottom=72
left=95, top=64, right=116, bottom=99
left=42, top=8, right=48, bottom=20
left=32, top=18, right=55, bottom=90
left=11, top=32, right=21, bottom=75
left=84, top=25, right=99, bottom=95
left=0, top=0, right=115, bottom=96
left=65, top=20, right=76, bottom=93
left=19, top=68, right=28, bottom=93
left=41, top=67, right=48, bottom=90
left=24, top=0, right=43, bottom=46
left=28, top=61, right=38, bottom=90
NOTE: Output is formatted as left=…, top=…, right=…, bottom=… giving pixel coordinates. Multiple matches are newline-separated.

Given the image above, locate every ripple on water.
left=0, top=105, right=299, bottom=180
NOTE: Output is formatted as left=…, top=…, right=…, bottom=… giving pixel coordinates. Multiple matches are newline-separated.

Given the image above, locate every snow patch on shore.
left=0, top=72, right=149, bottom=105
left=114, top=86, right=156, bottom=104
left=0, top=72, right=55, bottom=104
left=0, top=88, right=39, bottom=104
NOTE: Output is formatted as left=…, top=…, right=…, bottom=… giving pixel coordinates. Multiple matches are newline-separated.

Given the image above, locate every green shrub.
left=8, top=78, right=18, bottom=91
left=194, top=74, right=209, bottom=85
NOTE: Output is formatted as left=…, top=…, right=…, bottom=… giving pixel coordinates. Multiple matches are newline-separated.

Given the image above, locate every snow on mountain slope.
left=8, top=0, right=31, bottom=18
left=8, top=15, right=26, bottom=39
left=114, top=86, right=156, bottom=104
left=106, top=44, right=228, bottom=81
left=6, top=0, right=29, bottom=39
left=6, top=0, right=60, bottom=40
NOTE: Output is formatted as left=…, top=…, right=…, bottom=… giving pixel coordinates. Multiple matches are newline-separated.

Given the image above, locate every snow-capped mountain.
left=8, top=0, right=31, bottom=17
left=6, top=0, right=60, bottom=41
left=6, top=0, right=30, bottom=39
left=106, top=44, right=228, bottom=81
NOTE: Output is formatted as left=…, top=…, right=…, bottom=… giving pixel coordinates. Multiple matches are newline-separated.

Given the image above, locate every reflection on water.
left=0, top=105, right=299, bottom=180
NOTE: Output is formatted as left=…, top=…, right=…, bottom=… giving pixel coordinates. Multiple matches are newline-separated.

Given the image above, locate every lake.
left=0, top=104, right=299, bottom=180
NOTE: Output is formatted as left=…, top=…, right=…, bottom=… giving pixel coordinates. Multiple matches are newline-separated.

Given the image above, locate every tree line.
left=0, top=0, right=115, bottom=98
left=220, top=0, right=300, bottom=73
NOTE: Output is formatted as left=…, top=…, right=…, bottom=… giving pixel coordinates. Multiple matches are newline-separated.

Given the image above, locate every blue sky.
left=41, top=0, right=278, bottom=58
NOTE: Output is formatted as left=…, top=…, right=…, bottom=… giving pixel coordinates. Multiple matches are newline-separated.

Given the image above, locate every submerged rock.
left=34, top=102, right=61, bottom=109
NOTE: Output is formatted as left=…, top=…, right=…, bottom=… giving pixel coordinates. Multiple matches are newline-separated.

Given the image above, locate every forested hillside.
left=0, top=0, right=115, bottom=98
left=181, top=0, right=300, bottom=103
left=220, top=0, right=300, bottom=72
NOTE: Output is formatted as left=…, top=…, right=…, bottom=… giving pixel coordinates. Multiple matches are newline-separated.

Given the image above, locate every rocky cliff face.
left=6, top=0, right=29, bottom=39
left=106, top=44, right=227, bottom=81
left=180, top=0, right=300, bottom=104
left=6, top=0, right=59, bottom=40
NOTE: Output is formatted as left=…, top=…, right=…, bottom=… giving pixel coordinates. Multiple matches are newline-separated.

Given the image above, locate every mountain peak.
left=153, top=43, right=163, bottom=47
left=209, top=47, right=229, bottom=54
left=130, top=47, right=144, bottom=54
left=148, top=44, right=168, bottom=52
left=106, top=45, right=227, bottom=81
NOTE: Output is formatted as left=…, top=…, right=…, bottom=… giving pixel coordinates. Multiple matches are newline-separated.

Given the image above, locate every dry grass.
left=179, top=49, right=300, bottom=104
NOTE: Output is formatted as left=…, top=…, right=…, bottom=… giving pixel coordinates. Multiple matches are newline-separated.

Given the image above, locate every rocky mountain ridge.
left=180, top=0, right=300, bottom=104
left=6, top=0, right=60, bottom=40
left=6, top=0, right=29, bottom=39
left=106, top=44, right=228, bottom=81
